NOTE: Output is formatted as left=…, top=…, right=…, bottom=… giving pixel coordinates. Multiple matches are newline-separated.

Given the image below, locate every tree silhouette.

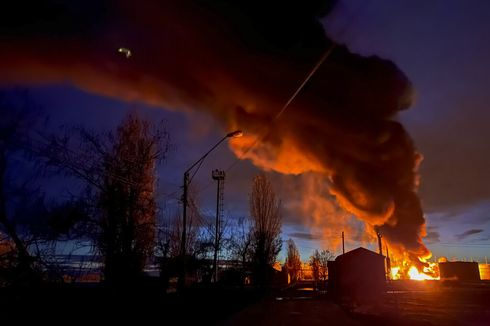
left=43, top=113, right=170, bottom=284
left=229, top=216, right=253, bottom=286
left=285, top=239, right=302, bottom=283
left=0, top=90, right=42, bottom=285
left=310, top=249, right=334, bottom=290
left=249, top=174, right=282, bottom=288
left=99, top=114, right=165, bottom=283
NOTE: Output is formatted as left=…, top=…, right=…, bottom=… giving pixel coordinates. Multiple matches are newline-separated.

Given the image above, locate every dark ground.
left=0, top=281, right=262, bottom=324
left=1, top=280, right=489, bottom=325
left=223, top=280, right=490, bottom=326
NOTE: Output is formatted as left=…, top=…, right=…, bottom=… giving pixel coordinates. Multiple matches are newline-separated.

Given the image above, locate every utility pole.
left=377, top=232, right=383, bottom=256
left=212, top=169, right=225, bottom=283
left=178, top=130, right=242, bottom=291
left=342, top=231, right=345, bottom=255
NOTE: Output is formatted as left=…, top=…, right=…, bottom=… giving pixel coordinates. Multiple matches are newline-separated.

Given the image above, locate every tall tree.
left=285, top=239, right=302, bottom=283
left=249, top=174, right=282, bottom=288
left=309, top=250, right=320, bottom=286
left=99, top=114, right=164, bottom=283
left=44, top=113, right=170, bottom=283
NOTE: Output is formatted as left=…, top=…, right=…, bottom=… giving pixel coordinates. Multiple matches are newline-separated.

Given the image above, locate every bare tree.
left=0, top=91, right=99, bottom=285
left=168, top=208, right=202, bottom=258
left=249, top=173, right=282, bottom=288
left=99, top=114, right=167, bottom=282
left=43, top=113, right=170, bottom=284
left=229, top=216, right=253, bottom=285
left=310, top=249, right=334, bottom=290
left=0, top=91, right=42, bottom=284
left=285, top=239, right=302, bottom=283
left=309, top=251, right=320, bottom=287
left=194, top=206, right=237, bottom=283
left=156, top=210, right=185, bottom=290
left=156, top=187, right=211, bottom=286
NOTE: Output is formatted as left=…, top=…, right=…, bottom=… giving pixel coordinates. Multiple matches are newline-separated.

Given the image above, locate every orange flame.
left=407, top=265, right=438, bottom=281
left=390, top=258, right=439, bottom=281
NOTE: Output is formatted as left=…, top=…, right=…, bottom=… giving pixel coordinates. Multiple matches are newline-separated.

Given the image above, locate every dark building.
left=328, top=247, right=386, bottom=303
left=439, top=261, right=481, bottom=282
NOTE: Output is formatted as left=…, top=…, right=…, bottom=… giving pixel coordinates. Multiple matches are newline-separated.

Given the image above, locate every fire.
left=408, top=266, right=437, bottom=281
left=391, top=267, right=401, bottom=280
left=390, top=260, right=439, bottom=281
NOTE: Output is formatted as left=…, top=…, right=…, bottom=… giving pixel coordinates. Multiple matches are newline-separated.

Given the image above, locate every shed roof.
left=335, top=247, right=384, bottom=261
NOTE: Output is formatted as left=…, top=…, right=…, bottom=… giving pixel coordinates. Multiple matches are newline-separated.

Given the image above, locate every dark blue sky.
left=2, top=0, right=490, bottom=261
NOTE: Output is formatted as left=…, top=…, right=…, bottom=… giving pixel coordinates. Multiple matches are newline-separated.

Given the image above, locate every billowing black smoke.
left=0, top=0, right=429, bottom=262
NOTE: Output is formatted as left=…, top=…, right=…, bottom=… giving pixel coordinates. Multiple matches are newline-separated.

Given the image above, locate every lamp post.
left=179, top=130, right=242, bottom=289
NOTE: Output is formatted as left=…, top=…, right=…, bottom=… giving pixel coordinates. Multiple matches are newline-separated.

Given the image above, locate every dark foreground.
left=1, top=280, right=489, bottom=325
left=224, top=280, right=490, bottom=326
left=0, top=281, right=262, bottom=324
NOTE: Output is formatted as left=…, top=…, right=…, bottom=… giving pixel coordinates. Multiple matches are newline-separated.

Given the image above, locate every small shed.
left=439, top=262, right=480, bottom=282
left=328, top=247, right=386, bottom=302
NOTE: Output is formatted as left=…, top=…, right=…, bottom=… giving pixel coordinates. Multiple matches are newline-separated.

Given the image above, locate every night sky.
left=1, top=0, right=489, bottom=261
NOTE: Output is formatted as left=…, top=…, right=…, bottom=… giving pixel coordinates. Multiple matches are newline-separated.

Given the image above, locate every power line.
left=223, top=0, right=371, bottom=175
left=225, top=43, right=336, bottom=173
left=187, top=44, right=337, bottom=196
left=164, top=1, right=371, bottom=209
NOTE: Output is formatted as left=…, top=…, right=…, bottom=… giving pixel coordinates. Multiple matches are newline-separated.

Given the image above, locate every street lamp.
left=180, top=129, right=242, bottom=288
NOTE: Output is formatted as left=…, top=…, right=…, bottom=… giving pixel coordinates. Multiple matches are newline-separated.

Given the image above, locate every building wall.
left=439, top=262, right=480, bottom=281
left=328, top=248, right=386, bottom=302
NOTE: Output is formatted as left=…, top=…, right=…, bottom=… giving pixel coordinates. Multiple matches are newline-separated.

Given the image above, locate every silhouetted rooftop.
left=335, top=247, right=385, bottom=261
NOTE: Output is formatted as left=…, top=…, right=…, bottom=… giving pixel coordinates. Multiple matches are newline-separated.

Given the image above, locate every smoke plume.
left=0, top=0, right=429, bottom=262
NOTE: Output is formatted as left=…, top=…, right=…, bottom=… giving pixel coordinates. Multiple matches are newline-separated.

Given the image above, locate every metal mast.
left=212, top=169, right=225, bottom=283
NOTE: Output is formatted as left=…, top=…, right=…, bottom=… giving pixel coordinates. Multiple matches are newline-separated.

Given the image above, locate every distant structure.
left=479, top=263, right=490, bottom=280
left=328, top=247, right=386, bottom=303
left=439, top=261, right=481, bottom=282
